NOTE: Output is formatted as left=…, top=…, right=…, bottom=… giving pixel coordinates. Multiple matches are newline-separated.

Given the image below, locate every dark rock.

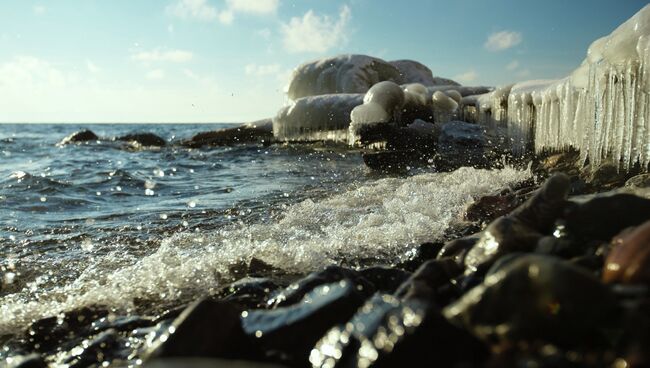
left=310, top=294, right=488, bottom=367
left=219, top=277, right=280, bottom=309
left=438, top=121, right=486, bottom=147
left=145, top=358, right=288, bottom=368
left=394, top=258, right=462, bottom=303
left=358, top=266, right=411, bottom=294
left=117, top=133, right=166, bottom=147
left=625, top=173, right=650, bottom=188
left=464, top=191, right=522, bottom=223
left=444, top=255, right=621, bottom=348
left=180, top=122, right=273, bottom=148
left=57, top=129, right=99, bottom=145
left=266, top=265, right=372, bottom=308
left=242, top=280, right=367, bottom=363
left=564, top=193, right=650, bottom=242
left=6, top=354, right=47, bottom=368
left=436, top=235, right=480, bottom=266
left=396, top=241, right=444, bottom=272
left=603, top=220, right=650, bottom=284
left=25, top=305, right=109, bottom=352
left=63, top=329, right=119, bottom=368
left=146, top=298, right=255, bottom=360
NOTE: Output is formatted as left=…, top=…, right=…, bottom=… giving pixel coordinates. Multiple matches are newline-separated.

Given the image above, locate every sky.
left=0, top=0, right=647, bottom=123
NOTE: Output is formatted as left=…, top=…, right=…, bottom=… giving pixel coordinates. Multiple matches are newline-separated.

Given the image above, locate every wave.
left=0, top=166, right=530, bottom=334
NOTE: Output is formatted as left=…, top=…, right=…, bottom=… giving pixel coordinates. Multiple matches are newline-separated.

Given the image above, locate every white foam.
left=0, top=166, right=530, bottom=334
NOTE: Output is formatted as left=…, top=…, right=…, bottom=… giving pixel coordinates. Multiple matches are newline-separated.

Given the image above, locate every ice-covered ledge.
left=464, top=4, right=650, bottom=171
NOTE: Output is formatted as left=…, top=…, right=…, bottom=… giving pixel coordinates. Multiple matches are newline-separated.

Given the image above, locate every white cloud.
left=146, top=69, right=166, bottom=80
left=516, top=69, right=531, bottom=78
left=86, top=60, right=101, bottom=73
left=166, top=0, right=218, bottom=21
left=33, top=5, right=46, bottom=15
left=225, top=0, right=278, bottom=15
left=506, top=60, right=519, bottom=71
left=218, top=10, right=234, bottom=24
left=281, top=5, right=351, bottom=53
left=132, top=49, right=194, bottom=63
left=257, top=28, right=271, bottom=39
left=0, top=56, right=67, bottom=88
left=484, top=30, right=522, bottom=52
left=454, top=70, right=478, bottom=83
left=245, top=63, right=281, bottom=76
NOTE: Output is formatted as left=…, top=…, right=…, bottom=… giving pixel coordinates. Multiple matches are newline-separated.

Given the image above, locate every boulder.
left=116, top=133, right=166, bottom=147
left=389, top=59, right=460, bottom=86
left=57, top=129, right=99, bottom=146
left=180, top=120, right=273, bottom=148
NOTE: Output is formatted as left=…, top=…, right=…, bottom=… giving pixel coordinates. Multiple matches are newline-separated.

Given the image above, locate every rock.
left=464, top=191, right=522, bottom=223
left=145, top=358, right=288, bottom=368
left=564, top=193, right=650, bottom=242
left=438, top=121, right=486, bottom=147
left=57, top=129, right=99, bottom=146
left=436, top=235, right=480, bottom=266
left=180, top=121, right=273, bottom=148
left=62, top=329, right=119, bottom=367
left=287, top=55, right=402, bottom=100
left=310, top=294, right=488, bottom=368
left=145, top=298, right=255, bottom=360
left=603, top=220, right=650, bottom=284
left=397, top=241, right=445, bottom=271
left=358, top=266, right=411, bottom=294
left=266, top=265, right=372, bottom=308
left=6, top=354, right=47, bottom=368
left=394, top=258, right=462, bottom=303
left=389, top=60, right=460, bottom=86
left=444, top=255, right=621, bottom=348
left=463, top=174, right=570, bottom=274
left=117, top=133, right=166, bottom=147
left=625, top=173, right=650, bottom=188
left=218, top=277, right=280, bottom=309
left=242, top=280, right=367, bottom=363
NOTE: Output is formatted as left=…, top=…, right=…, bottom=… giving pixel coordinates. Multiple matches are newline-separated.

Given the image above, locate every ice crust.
left=465, top=4, right=650, bottom=170
left=0, top=166, right=530, bottom=334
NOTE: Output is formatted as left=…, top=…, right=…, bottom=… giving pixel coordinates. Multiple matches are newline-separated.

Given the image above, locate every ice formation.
left=286, top=55, right=403, bottom=100
left=467, top=4, right=650, bottom=170
left=349, top=81, right=406, bottom=145
left=389, top=59, right=460, bottom=86
left=273, top=94, right=364, bottom=142
left=432, top=91, right=459, bottom=124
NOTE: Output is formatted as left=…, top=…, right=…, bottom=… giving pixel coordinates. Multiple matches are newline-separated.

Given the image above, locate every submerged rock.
left=180, top=121, right=273, bottom=148
left=310, top=294, right=488, bottom=368
left=242, top=280, right=366, bottom=363
left=603, top=220, right=650, bottom=284
left=117, top=133, right=166, bottom=147
left=57, top=129, right=99, bottom=146
left=444, top=255, right=620, bottom=348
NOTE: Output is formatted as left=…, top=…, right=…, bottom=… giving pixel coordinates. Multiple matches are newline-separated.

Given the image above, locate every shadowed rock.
left=57, top=129, right=99, bottom=146
left=117, top=133, right=166, bottom=147
left=180, top=121, right=273, bottom=148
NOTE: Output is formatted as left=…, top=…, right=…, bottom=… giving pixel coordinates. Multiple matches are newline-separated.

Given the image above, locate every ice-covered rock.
left=471, top=4, right=650, bottom=171
left=349, top=81, right=406, bottom=146
left=273, top=93, right=364, bottom=142
left=432, top=91, right=459, bottom=124
left=286, top=55, right=402, bottom=100
left=389, top=59, right=460, bottom=86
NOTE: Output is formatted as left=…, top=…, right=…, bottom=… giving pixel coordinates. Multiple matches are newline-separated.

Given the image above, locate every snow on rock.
left=273, top=93, right=364, bottom=142
left=469, top=4, right=650, bottom=171
left=286, top=55, right=402, bottom=100
left=389, top=59, right=460, bottom=86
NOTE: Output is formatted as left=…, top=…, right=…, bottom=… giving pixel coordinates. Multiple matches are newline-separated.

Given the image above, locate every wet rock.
left=179, top=122, right=273, bottom=148
left=57, top=129, right=99, bottom=145
left=396, top=241, right=444, bottom=271
left=62, top=329, right=119, bottom=368
left=438, top=121, right=486, bottom=147
left=266, top=265, right=372, bottom=308
left=218, top=277, right=280, bottom=309
left=146, top=298, right=255, bottom=360
left=117, top=133, right=166, bottom=147
left=25, top=305, right=109, bottom=352
left=145, top=358, right=287, bottom=368
left=603, top=220, right=650, bottom=284
left=6, top=353, right=47, bottom=368
left=444, top=255, right=621, bottom=348
left=394, top=258, right=462, bottom=303
left=358, top=266, right=411, bottom=294
left=625, top=173, right=650, bottom=188
left=564, top=193, right=650, bottom=242
left=463, top=173, right=570, bottom=274
left=436, top=235, right=480, bottom=266
left=310, top=294, right=488, bottom=368
left=464, top=191, right=521, bottom=223
left=242, top=280, right=366, bottom=363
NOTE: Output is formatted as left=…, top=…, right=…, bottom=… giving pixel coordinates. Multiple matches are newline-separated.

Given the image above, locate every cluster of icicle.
left=462, top=4, right=650, bottom=170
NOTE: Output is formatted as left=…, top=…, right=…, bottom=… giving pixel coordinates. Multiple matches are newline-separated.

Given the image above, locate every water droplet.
left=153, top=168, right=165, bottom=177
left=255, top=330, right=263, bottom=338
left=160, top=214, right=168, bottom=220
left=145, top=188, right=155, bottom=196
left=96, top=191, right=102, bottom=196
left=144, top=180, right=156, bottom=190
left=40, top=196, right=47, bottom=202
left=182, top=221, right=189, bottom=227
left=116, top=186, right=122, bottom=191
left=3, top=272, right=16, bottom=284
left=187, top=200, right=196, bottom=208
left=81, top=239, right=94, bottom=252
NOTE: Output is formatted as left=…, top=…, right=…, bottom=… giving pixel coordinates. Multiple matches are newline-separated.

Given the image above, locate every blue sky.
left=0, top=0, right=646, bottom=123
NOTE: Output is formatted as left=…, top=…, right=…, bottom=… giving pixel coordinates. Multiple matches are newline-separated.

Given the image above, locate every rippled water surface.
left=0, top=123, right=530, bottom=336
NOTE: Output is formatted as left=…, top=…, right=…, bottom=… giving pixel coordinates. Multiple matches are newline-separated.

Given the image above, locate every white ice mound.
left=273, top=93, right=364, bottom=142
left=286, top=55, right=402, bottom=100
left=432, top=91, right=459, bottom=124
left=349, top=81, right=406, bottom=146
left=469, top=4, right=650, bottom=170
left=0, top=166, right=530, bottom=334
left=389, top=60, right=460, bottom=86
